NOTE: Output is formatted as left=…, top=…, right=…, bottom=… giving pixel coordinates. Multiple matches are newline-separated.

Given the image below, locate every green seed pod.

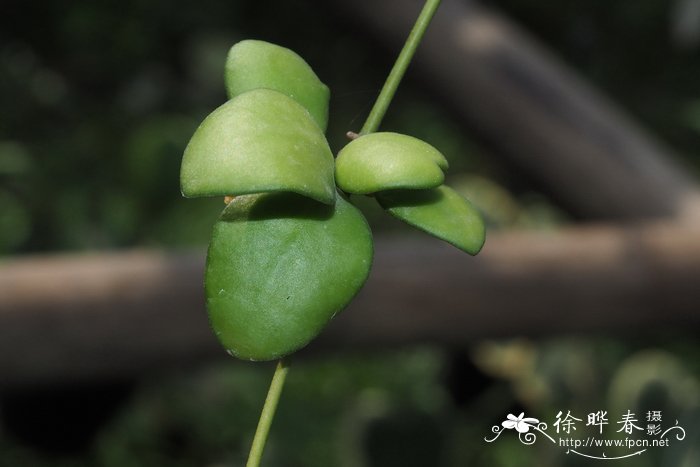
left=377, top=185, right=485, bottom=255
left=205, top=192, right=373, bottom=361
left=335, top=132, right=448, bottom=195
left=225, top=40, right=330, bottom=131
left=180, top=88, right=336, bottom=205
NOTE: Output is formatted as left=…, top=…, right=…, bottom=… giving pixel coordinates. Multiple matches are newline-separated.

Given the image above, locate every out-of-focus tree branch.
left=2, top=225, right=700, bottom=389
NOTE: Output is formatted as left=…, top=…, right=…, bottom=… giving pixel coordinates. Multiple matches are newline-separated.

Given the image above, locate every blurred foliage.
left=1, top=341, right=698, bottom=467
left=1, top=0, right=700, bottom=466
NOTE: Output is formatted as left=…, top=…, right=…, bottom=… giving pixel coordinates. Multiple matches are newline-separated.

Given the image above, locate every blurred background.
left=1, top=0, right=700, bottom=465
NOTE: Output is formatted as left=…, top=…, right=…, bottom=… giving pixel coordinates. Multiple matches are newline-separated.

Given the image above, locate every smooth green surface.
left=335, top=132, right=448, bottom=195
left=225, top=40, right=330, bottom=131
left=205, top=192, right=373, bottom=361
left=180, top=89, right=335, bottom=205
left=377, top=185, right=485, bottom=255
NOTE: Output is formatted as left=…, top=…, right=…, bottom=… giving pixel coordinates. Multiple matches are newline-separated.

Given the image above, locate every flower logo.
left=502, top=413, right=540, bottom=433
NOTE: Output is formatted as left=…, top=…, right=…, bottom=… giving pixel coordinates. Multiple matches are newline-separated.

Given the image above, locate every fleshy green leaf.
left=335, top=132, right=448, bottom=195
left=205, top=192, right=373, bottom=361
left=180, top=88, right=336, bottom=205
left=377, top=185, right=485, bottom=255
left=225, top=39, right=330, bottom=131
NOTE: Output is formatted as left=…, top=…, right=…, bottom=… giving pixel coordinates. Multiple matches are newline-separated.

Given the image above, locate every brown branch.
left=1, top=225, right=699, bottom=388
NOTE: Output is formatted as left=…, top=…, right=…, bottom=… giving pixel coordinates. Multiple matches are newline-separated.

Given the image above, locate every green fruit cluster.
left=180, top=40, right=485, bottom=361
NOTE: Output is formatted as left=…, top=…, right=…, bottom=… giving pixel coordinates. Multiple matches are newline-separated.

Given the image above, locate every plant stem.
left=246, top=359, right=290, bottom=467
left=360, top=0, right=442, bottom=135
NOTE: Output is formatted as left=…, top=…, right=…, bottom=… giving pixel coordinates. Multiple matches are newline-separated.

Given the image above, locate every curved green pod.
left=205, top=192, right=373, bottom=361
left=335, top=132, right=448, bottom=195
left=377, top=185, right=485, bottom=255
left=225, top=39, right=330, bottom=131
left=180, top=88, right=336, bottom=205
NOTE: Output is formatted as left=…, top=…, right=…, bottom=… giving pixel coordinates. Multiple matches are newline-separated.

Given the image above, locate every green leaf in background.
left=180, top=89, right=336, bottom=205
left=0, top=141, right=33, bottom=175
left=205, top=192, right=373, bottom=361
left=335, top=132, right=448, bottom=195
left=225, top=40, right=330, bottom=131
left=0, top=190, right=31, bottom=253
left=377, top=185, right=485, bottom=255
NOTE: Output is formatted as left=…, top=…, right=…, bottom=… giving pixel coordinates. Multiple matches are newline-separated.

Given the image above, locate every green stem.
left=360, top=0, right=442, bottom=135
left=246, top=359, right=290, bottom=467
